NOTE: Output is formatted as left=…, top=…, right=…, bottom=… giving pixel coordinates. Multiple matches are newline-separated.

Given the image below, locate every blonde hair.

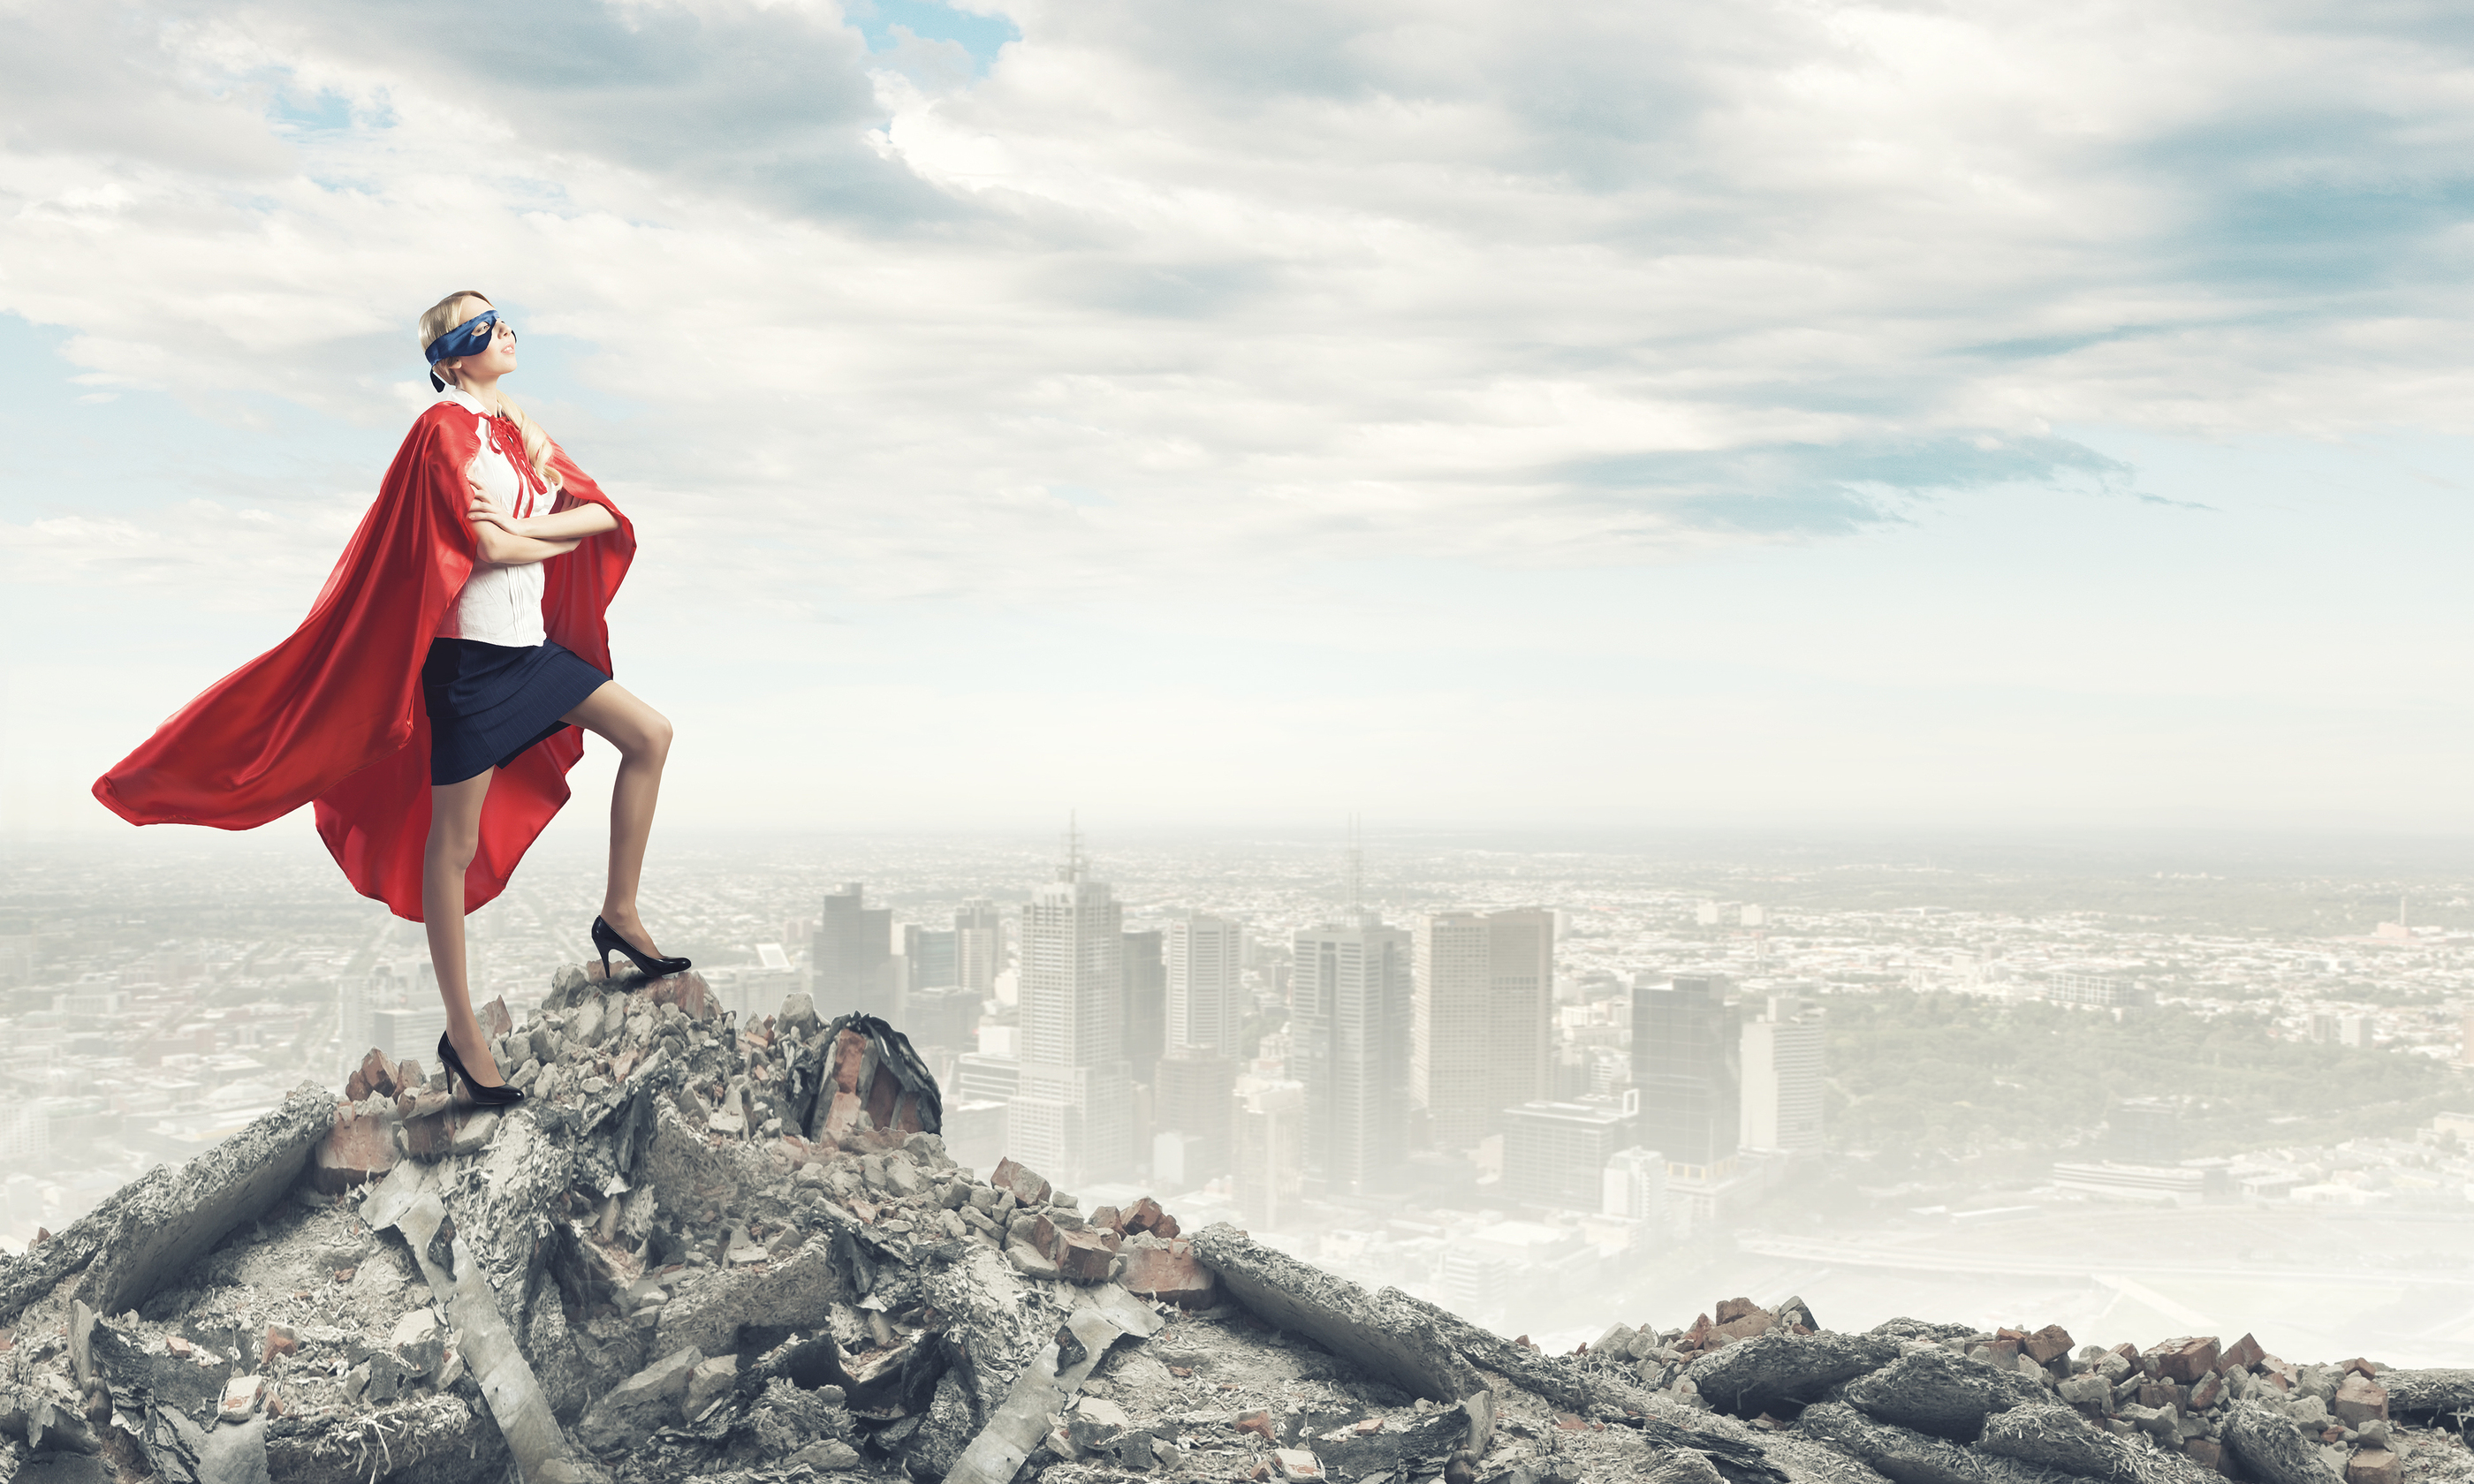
left=418, top=291, right=558, bottom=489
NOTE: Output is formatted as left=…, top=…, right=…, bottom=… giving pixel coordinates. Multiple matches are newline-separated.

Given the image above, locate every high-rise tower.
left=1739, top=994, right=1824, bottom=1153
left=1412, top=907, right=1556, bottom=1151
left=1632, top=974, right=1740, bottom=1177
left=955, top=897, right=1004, bottom=998
left=813, top=883, right=895, bottom=1019
left=1165, top=913, right=1248, bottom=1058
left=1009, top=829, right=1130, bottom=1184
left=1293, top=909, right=1412, bottom=1196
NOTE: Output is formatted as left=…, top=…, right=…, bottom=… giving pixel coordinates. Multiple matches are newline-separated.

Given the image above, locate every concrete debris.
left=0, top=960, right=2465, bottom=1484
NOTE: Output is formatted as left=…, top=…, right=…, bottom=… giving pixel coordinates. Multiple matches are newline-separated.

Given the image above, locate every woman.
left=95, top=291, right=688, bottom=1103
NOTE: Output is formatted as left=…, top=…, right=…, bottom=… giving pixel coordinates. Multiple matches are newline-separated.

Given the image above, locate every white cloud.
left=6, top=0, right=2474, bottom=829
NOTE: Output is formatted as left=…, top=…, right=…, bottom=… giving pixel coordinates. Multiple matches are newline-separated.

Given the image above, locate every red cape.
left=93, top=402, right=636, bottom=921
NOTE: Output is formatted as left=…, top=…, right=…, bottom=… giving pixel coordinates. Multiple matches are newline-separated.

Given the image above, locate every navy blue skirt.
left=422, top=637, right=611, bottom=785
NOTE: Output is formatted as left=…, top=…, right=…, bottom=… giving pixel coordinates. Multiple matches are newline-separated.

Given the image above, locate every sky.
left=4, top=0, right=2474, bottom=849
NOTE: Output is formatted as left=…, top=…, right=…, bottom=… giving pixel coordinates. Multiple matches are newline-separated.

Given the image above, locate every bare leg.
left=561, top=680, right=675, bottom=957
left=424, top=768, right=508, bottom=1086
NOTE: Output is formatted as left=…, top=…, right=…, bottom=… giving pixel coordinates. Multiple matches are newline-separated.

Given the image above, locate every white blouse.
left=432, top=386, right=559, bottom=649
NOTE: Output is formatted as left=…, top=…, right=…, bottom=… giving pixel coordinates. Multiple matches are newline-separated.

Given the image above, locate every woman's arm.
left=473, top=524, right=582, bottom=565
left=514, top=502, right=619, bottom=541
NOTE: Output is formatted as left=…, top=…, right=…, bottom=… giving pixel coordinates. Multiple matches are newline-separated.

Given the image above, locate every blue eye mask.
left=425, top=309, right=501, bottom=391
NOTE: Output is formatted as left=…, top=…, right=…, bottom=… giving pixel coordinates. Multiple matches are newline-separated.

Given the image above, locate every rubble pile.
left=0, top=961, right=2463, bottom=1484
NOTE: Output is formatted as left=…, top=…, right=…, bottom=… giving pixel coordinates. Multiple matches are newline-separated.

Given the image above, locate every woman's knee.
left=631, top=710, right=674, bottom=764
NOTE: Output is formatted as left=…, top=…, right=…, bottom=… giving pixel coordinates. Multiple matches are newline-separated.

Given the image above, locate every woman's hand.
left=467, top=478, right=521, bottom=536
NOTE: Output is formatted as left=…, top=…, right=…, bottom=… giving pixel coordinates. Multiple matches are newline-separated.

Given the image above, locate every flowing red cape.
left=92, top=403, right=636, bottom=921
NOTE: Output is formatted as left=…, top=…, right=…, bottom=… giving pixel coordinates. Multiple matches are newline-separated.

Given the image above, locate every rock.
left=1187, top=1223, right=1486, bottom=1405
left=2060, top=1374, right=2111, bottom=1408
left=2226, top=1401, right=2340, bottom=1484
left=2332, top=1377, right=2387, bottom=1426
left=1121, top=1238, right=1219, bottom=1309
left=450, top=1109, right=502, bottom=1155
left=313, top=1109, right=400, bottom=1193
left=1275, top=1447, right=1325, bottom=1481
left=391, top=1308, right=444, bottom=1376
left=218, top=1374, right=266, bottom=1422
left=2345, top=1450, right=2400, bottom=1484
left=790, top=1439, right=865, bottom=1471
left=575, top=1345, right=706, bottom=1453
left=685, top=1353, right=739, bottom=1420
left=262, top=1323, right=297, bottom=1364
left=992, top=1156, right=1053, bottom=1206
left=1006, top=1238, right=1062, bottom=1280
left=1980, top=1402, right=2192, bottom=1482
left=1692, top=1331, right=1908, bottom=1425
left=1058, top=1227, right=1123, bottom=1284
left=2023, top=1327, right=2076, bottom=1365
left=2153, top=1338, right=2223, bottom=1386
left=2223, top=1336, right=2266, bottom=1374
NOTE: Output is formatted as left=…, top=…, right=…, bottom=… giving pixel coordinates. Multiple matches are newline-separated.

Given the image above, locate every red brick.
left=311, top=1111, right=399, bottom=1193
left=1119, top=1238, right=1219, bottom=1309
left=1152, top=1211, right=1180, bottom=1238
left=262, top=1325, right=297, bottom=1364
left=2137, top=1382, right=2184, bottom=1413
left=2023, top=1325, right=2075, bottom=1364
left=2258, top=1370, right=2291, bottom=1394
left=992, top=1157, right=1053, bottom=1206
left=1713, top=1310, right=1774, bottom=1344
left=359, top=1049, right=399, bottom=1099
left=648, top=970, right=711, bottom=1019
left=479, top=996, right=513, bottom=1036
left=397, top=1058, right=426, bottom=1090
left=2343, top=1358, right=2379, bottom=1379
left=2220, top=1333, right=2265, bottom=1373
left=2184, top=1440, right=2224, bottom=1474
left=2334, top=1376, right=2387, bottom=1426
left=1237, top=1412, right=1276, bottom=1442
left=1057, top=1228, right=1122, bottom=1283
left=1123, top=1196, right=1165, bottom=1233
left=2151, top=1336, right=2221, bottom=1384
left=1089, top=1205, right=1123, bottom=1233
left=1715, top=1297, right=1765, bottom=1325
left=2347, top=1450, right=2400, bottom=1484
left=2189, top=1374, right=2224, bottom=1411
left=402, top=1113, right=453, bottom=1160
left=344, top=1070, right=370, bottom=1102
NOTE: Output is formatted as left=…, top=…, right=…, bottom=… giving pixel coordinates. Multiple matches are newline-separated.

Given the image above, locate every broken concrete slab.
left=2375, top=1369, right=2474, bottom=1420
left=1694, top=1331, right=1908, bottom=1423
left=944, top=1283, right=1165, bottom=1484
left=55, top=1086, right=334, bottom=1323
left=576, top=1344, right=704, bottom=1453
left=1845, top=1345, right=2047, bottom=1441
left=2224, top=1400, right=2340, bottom=1484
left=1188, top=1222, right=1486, bottom=1407
left=1978, top=1403, right=2209, bottom=1484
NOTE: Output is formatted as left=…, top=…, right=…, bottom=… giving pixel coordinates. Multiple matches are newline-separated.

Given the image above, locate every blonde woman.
left=97, top=291, right=688, bottom=1102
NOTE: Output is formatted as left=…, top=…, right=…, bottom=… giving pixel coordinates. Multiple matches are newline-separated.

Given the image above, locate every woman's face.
left=438, top=296, right=519, bottom=385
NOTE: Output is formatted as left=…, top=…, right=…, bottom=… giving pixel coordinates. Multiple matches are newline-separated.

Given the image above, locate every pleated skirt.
left=421, top=637, right=610, bottom=785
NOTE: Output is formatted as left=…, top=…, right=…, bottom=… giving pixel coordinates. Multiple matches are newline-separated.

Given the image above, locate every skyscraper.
left=1293, top=911, right=1412, bottom=1196
left=1009, top=840, right=1130, bottom=1185
left=1121, top=928, right=1166, bottom=1085
left=1502, top=1093, right=1639, bottom=1211
left=1632, top=974, right=1739, bottom=1177
left=1233, top=1076, right=1306, bottom=1230
left=907, top=928, right=959, bottom=993
left=1165, top=913, right=1248, bottom=1058
left=956, top=898, right=1005, bottom=998
left=813, top=884, right=895, bottom=1019
left=1153, top=1043, right=1238, bottom=1186
left=1739, top=995, right=1824, bottom=1153
left=1412, top=908, right=1556, bottom=1151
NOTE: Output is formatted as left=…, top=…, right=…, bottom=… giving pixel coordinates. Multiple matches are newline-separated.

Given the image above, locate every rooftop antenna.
left=1346, top=814, right=1365, bottom=914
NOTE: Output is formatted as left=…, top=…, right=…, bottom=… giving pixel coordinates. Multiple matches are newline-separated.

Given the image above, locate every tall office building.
left=1632, top=974, right=1739, bottom=1177
left=956, top=899, right=1005, bottom=997
left=1502, top=1093, right=1639, bottom=1211
left=907, top=928, right=959, bottom=995
left=1412, top=908, right=1555, bottom=1151
left=1010, top=844, right=1130, bottom=1185
left=1293, top=912, right=1412, bottom=1196
left=1121, top=928, right=1166, bottom=1085
left=1233, top=1077, right=1306, bottom=1230
left=1153, top=1044, right=1238, bottom=1186
left=813, top=884, right=896, bottom=1019
left=1602, top=1145, right=1667, bottom=1224
left=1165, top=913, right=1248, bottom=1058
left=1739, top=995, right=1825, bottom=1153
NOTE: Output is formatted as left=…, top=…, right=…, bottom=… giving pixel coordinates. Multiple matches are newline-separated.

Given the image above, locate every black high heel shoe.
left=436, top=1031, right=525, bottom=1107
left=593, top=915, right=691, bottom=980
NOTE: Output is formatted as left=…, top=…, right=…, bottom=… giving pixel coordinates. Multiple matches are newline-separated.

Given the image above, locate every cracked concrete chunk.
left=577, top=1344, right=706, bottom=1453
left=1187, top=1223, right=1484, bottom=1405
